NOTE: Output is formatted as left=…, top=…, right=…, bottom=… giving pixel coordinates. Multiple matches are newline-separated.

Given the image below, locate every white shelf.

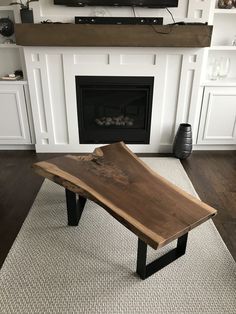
left=214, top=9, right=236, bottom=14
left=0, top=80, right=27, bottom=85
left=0, top=44, right=20, bottom=49
left=209, top=46, right=236, bottom=51
left=202, top=78, right=236, bottom=87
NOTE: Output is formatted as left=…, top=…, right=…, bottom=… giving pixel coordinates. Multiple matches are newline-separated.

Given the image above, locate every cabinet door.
left=0, top=84, right=31, bottom=144
left=198, top=87, right=236, bottom=145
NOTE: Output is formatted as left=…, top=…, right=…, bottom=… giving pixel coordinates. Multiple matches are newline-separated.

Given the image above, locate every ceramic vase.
left=173, top=124, right=192, bottom=159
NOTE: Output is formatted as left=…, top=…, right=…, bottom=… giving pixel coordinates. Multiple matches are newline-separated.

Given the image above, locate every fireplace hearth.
left=76, top=76, right=154, bottom=144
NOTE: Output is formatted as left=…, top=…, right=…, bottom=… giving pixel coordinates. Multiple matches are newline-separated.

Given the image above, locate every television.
left=54, top=0, right=179, bottom=8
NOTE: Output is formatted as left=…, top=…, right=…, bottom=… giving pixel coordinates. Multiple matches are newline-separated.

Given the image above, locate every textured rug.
left=0, top=158, right=235, bottom=314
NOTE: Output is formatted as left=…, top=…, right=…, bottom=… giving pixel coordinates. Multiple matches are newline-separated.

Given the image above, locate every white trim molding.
left=0, top=84, right=32, bottom=145
left=24, top=47, right=205, bottom=153
left=198, top=87, right=236, bottom=145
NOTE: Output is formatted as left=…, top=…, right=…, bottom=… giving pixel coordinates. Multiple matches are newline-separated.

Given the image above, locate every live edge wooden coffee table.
left=33, top=142, right=217, bottom=280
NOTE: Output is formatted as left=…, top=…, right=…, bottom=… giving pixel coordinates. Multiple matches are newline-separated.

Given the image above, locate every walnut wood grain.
left=15, top=24, right=213, bottom=47
left=33, top=142, right=217, bottom=249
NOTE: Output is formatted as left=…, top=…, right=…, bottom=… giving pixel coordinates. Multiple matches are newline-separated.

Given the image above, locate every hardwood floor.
left=181, top=151, right=236, bottom=261
left=0, top=150, right=235, bottom=268
left=0, top=151, right=60, bottom=268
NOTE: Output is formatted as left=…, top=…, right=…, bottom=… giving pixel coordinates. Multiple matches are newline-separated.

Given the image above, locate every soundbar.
left=75, top=16, right=163, bottom=25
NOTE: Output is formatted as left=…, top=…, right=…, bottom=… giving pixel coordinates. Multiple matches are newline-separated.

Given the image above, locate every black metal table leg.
left=65, top=189, right=87, bottom=226
left=136, top=238, right=148, bottom=279
left=136, top=233, right=188, bottom=280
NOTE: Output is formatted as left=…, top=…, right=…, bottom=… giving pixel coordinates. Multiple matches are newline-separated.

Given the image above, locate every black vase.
left=20, top=9, right=34, bottom=24
left=173, top=123, right=192, bottom=159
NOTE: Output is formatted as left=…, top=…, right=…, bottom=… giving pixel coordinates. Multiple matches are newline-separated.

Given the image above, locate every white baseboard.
left=158, top=144, right=236, bottom=153
left=0, top=144, right=35, bottom=151
left=158, top=144, right=173, bottom=153
left=193, top=145, right=236, bottom=151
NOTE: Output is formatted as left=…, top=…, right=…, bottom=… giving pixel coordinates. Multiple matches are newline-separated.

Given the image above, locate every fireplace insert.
left=75, top=76, right=154, bottom=144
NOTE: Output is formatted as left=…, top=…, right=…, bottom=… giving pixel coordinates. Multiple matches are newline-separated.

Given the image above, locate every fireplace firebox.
left=76, top=76, right=154, bottom=144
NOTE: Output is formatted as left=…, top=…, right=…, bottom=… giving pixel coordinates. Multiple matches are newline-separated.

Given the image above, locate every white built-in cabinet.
left=0, top=6, right=33, bottom=148
left=198, top=1, right=236, bottom=148
left=198, top=86, right=236, bottom=145
left=0, top=83, right=32, bottom=144
left=0, top=6, right=21, bottom=78
left=207, top=1, right=236, bottom=85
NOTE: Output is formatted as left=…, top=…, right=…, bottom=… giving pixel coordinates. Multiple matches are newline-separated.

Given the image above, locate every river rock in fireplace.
left=95, top=115, right=134, bottom=127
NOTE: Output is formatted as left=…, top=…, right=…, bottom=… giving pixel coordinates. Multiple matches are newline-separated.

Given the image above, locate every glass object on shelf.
left=218, top=0, right=233, bottom=8
left=208, top=57, right=230, bottom=80
left=208, top=58, right=220, bottom=80
left=3, top=38, right=14, bottom=44
left=232, top=36, right=236, bottom=46
left=218, top=57, right=230, bottom=79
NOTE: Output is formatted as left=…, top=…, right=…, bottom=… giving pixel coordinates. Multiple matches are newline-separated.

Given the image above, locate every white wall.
left=36, top=0, right=187, bottom=23
left=32, top=0, right=213, bottom=24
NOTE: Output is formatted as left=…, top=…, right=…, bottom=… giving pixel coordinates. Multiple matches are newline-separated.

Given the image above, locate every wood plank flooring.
left=181, top=151, right=236, bottom=261
left=0, top=150, right=235, bottom=268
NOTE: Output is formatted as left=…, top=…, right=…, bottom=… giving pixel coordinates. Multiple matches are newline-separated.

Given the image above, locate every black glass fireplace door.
left=76, top=76, right=154, bottom=144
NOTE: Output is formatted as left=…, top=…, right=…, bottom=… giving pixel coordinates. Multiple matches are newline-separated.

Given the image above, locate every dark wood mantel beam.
left=15, top=24, right=213, bottom=47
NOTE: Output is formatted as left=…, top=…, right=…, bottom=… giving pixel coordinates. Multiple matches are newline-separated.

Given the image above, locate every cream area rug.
left=0, top=158, right=235, bottom=314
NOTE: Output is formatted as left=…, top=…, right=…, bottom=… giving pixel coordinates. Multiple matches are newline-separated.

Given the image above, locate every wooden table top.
left=33, top=142, right=217, bottom=249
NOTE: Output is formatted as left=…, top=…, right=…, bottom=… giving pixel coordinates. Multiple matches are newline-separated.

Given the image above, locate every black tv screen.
left=54, top=0, right=179, bottom=7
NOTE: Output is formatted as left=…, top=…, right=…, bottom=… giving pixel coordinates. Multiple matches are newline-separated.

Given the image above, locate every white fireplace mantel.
left=24, top=46, right=204, bottom=153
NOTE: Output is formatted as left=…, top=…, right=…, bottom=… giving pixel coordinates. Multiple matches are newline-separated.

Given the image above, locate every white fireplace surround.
left=24, top=47, right=204, bottom=153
